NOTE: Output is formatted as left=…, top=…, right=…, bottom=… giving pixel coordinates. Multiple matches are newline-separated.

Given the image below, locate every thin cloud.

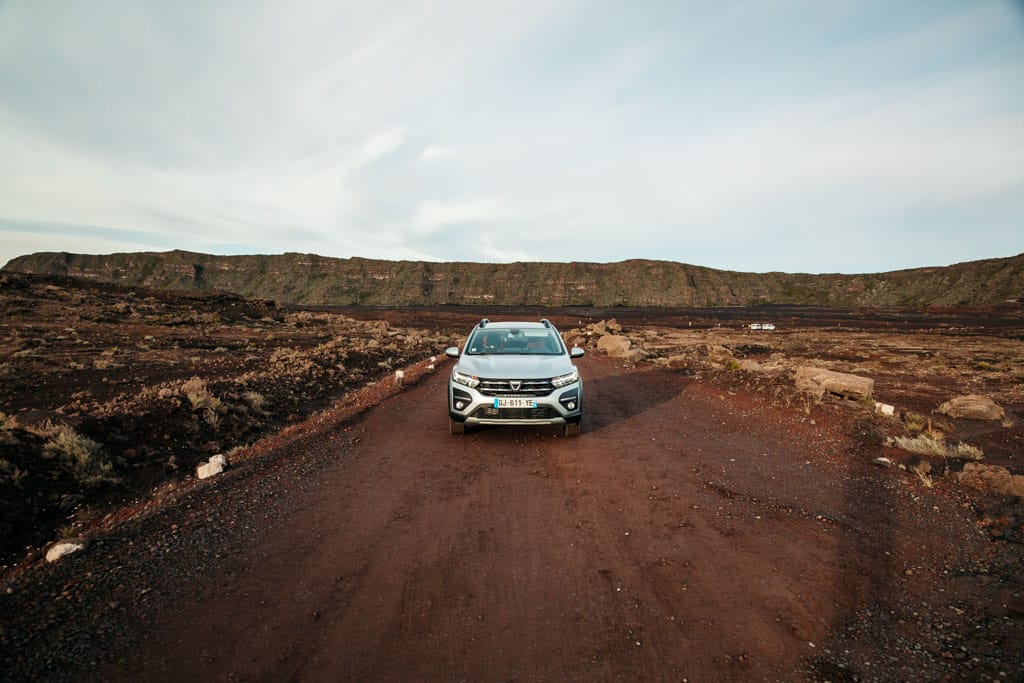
left=419, top=145, right=456, bottom=162
left=410, top=196, right=513, bottom=235
left=0, top=0, right=1021, bottom=272
left=354, top=128, right=406, bottom=167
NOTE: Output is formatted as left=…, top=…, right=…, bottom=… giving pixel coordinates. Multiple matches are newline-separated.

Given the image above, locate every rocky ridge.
left=5, top=249, right=1024, bottom=307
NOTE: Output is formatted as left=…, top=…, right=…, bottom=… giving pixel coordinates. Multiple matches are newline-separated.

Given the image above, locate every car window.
left=466, top=328, right=563, bottom=355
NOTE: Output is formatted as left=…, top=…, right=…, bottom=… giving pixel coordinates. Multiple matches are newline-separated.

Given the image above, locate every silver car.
left=446, top=319, right=584, bottom=436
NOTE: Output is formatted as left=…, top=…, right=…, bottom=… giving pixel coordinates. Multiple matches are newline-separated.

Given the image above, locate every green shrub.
left=43, top=427, right=115, bottom=484
left=44, top=428, right=100, bottom=470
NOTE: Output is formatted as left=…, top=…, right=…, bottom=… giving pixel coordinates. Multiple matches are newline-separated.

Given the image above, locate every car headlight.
left=551, top=368, right=579, bottom=388
left=452, top=369, right=480, bottom=388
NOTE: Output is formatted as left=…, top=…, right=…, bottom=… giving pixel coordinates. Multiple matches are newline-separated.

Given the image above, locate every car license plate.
left=495, top=397, right=537, bottom=409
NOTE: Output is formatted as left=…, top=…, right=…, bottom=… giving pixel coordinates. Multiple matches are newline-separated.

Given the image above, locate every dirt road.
left=66, top=353, right=1006, bottom=682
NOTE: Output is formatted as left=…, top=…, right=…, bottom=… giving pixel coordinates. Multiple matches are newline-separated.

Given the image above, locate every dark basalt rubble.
left=0, top=272, right=457, bottom=564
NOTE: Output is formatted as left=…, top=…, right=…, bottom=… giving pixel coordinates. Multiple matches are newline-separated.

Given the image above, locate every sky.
left=1, top=1, right=1022, bottom=274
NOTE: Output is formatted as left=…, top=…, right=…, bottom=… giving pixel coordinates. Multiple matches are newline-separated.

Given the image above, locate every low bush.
left=949, top=442, right=985, bottom=461
left=904, top=412, right=928, bottom=432
left=43, top=427, right=116, bottom=485
left=885, top=434, right=984, bottom=461
left=242, top=391, right=267, bottom=412
left=182, top=376, right=222, bottom=413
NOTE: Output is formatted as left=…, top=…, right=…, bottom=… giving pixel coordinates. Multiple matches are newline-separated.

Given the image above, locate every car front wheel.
left=449, top=418, right=465, bottom=435
left=563, top=422, right=581, bottom=437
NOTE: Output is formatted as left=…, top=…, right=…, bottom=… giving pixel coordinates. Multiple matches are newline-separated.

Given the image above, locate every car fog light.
left=455, top=401, right=466, bottom=410
left=567, top=401, right=576, bottom=410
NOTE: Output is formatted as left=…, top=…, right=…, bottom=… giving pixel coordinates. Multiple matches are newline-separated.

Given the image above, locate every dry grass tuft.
left=242, top=391, right=266, bottom=412
left=0, top=458, right=28, bottom=487
left=886, top=434, right=984, bottom=461
left=911, top=462, right=934, bottom=488
left=904, top=412, right=928, bottom=432
left=949, top=442, right=985, bottom=461
left=182, top=376, right=222, bottom=413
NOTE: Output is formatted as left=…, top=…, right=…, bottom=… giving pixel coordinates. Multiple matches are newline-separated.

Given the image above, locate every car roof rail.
left=540, top=318, right=552, bottom=328
left=479, top=318, right=489, bottom=328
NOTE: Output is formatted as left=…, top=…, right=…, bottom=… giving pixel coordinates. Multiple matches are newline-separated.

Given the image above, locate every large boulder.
left=957, top=463, right=1024, bottom=498
left=597, top=335, right=633, bottom=358
left=622, top=348, right=649, bottom=364
left=695, top=344, right=734, bottom=364
left=937, top=395, right=1005, bottom=421
left=588, top=319, right=622, bottom=336
left=665, top=354, right=688, bottom=369
left=794, top=367, right=874, bottom=401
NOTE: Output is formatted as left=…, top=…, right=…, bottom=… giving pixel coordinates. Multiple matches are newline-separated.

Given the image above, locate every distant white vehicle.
left=749, top=323, right=776, bottom=331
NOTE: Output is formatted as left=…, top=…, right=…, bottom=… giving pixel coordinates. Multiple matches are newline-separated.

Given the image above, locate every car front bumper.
left=448, top=382, right=583, bottom=426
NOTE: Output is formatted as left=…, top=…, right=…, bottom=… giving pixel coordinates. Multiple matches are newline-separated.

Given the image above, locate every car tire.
left=563, top=422, right=581, bottom=437
left=449, top=418, right=465, bottom=435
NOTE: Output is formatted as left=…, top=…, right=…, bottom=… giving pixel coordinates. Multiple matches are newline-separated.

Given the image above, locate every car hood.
left=456, top=354, right=575, bottom=379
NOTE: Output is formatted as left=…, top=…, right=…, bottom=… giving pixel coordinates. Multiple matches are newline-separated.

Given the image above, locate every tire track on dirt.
left=94, top=353, right=1012, bottom=682
left=108, top=355, right=862, bottom=681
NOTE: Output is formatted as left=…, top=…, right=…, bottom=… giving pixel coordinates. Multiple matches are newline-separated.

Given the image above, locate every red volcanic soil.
left=1, top=276, right=1022, bottom=681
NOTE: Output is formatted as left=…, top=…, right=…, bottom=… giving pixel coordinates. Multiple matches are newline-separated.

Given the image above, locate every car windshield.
left=466, top=327, right=564, bottom=355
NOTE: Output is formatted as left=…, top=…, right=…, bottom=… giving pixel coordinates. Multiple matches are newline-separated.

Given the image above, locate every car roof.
left=477, top=321, right=547, bottom=329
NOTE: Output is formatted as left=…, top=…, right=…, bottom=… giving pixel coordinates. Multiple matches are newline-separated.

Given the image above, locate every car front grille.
left=476, top=378, right=555, bottom=397
left=470, top=405, right=559, bottom=420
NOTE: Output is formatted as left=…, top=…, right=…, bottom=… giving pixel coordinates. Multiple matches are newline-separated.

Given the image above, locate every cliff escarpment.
left=4, top=250, right=1023, bottom=307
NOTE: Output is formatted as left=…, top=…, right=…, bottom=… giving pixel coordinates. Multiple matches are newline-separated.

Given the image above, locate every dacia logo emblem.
left=509, top=380, right=521, bottom=391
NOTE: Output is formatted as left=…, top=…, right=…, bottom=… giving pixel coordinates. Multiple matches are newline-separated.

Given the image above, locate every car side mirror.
left=570, top=347, right=585, bottom=358
left=445, top=346, right=460, bottom=358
